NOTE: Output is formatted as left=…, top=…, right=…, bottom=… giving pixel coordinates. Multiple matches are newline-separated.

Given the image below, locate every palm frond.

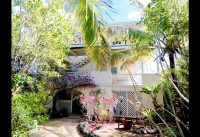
left=128, top=29, right=155, bottom=46
left=109, top=29, right=155, bottom=70
left=120, top=45, right=152, bottom=70
left=66, top=0, right=112, bottom=70
left=110, top=50, right=130, bottom=66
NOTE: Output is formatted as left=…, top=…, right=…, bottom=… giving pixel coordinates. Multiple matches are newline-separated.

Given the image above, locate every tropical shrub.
left=163, top=127, right=178, bottom=137
left=12, top=92, right=49, bottom=136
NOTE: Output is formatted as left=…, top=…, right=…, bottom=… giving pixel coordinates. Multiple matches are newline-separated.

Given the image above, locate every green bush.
left=163, top=127, right=178, bottom=137
left=12, top=92, right=49, bottom=136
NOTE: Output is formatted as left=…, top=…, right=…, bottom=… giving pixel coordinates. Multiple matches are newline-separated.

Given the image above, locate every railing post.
left=141, top=59, right=144, bottom=74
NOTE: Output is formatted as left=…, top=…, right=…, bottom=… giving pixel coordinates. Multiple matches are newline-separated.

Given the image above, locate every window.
left=111, top=67, right=117, bottom=74
left=101, top=67, right=107, bottom=71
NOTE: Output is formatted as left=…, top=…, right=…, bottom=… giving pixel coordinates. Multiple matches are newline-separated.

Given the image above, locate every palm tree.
left=110, top=29, right=155, bottom=70
left=109, top=29, right=156, bottom=108
left=33, top=0, right=154, bottom=72
left=66, top=0, right=115, bottom=70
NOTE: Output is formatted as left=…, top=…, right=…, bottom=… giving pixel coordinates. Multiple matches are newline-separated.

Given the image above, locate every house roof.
left=68, top=44, right=131, bottom=56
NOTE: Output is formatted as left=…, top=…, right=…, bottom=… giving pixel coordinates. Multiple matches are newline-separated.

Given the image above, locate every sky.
left=102, top=0, right=151, bottom=24
left=12, top=0, right=151, bottom=23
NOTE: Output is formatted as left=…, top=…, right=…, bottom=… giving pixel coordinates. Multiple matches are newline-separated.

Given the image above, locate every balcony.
left=112, top=74, right=142, bottom=86
left=112, top=73, right=160, bottom=87
left=51, top=72, right=160, bottom=88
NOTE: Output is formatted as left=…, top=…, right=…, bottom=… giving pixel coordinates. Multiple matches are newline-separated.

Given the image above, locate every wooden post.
left=70, top=91, right=73, bottom=113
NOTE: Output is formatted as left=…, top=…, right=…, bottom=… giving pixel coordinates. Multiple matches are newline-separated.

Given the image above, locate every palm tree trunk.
left=168, top=52, right=183, bottom=114
left=160, top=54, right=185, bottom=137
left=168, top=52, right=177, bottom=86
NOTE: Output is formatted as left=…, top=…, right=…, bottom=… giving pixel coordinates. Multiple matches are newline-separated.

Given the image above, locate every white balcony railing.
left=112, top=74, right=142, bottom=86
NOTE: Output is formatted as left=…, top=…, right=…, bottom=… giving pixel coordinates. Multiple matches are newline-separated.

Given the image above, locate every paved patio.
left=30, top=115, right=82, bottom=137
left=30, top=115, right=156, bottom=137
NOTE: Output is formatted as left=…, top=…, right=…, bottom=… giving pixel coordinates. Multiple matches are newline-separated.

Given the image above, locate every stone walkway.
left=30, top=116, right=83, bottom=137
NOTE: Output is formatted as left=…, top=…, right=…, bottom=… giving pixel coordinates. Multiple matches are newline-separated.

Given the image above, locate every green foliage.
left=12, top=0, right=77, bottom=76
left=175, top=47, right=189, bottom=96
left=66, top=0, right=113, bottom=70
left=141, top=84, right=161, bottom=97
left=12, top=92, right=49, bottom=136
left=12, top=0, right=73, bottom=128
left=152, top=84, right=161, bottom=94
left=128, top=29, right=155, bottom=46
left=126, top=0, right=189, bottom=136
left=100, top=109, right=109, bottom=116
left=110, top=50, right=130, bottom=66
left=141, top=109, right=155, bottom=119
left=141, top=0, right=188, bottom=55
left=95, top=89, right=102, bottom=97
left=11, top=73, right=32, bottom=88
left=11, top=73, right=34, bottom=94
left=163, top=127, right=178, bottom=137
left=141, top=84, right=162, bottom=111
left=141, top=86, right=152, bottom=94
left=12, top=1, right=77, bottom=135
left=161, top=47, right=189, bottom=100
left=111, top=29, right=154, bottom=70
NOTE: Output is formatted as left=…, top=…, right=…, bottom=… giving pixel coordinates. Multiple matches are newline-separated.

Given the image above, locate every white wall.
left=75, top=54, right=163, bottom=108
left=78, top=62, right=113, bottom=87
left=142, top=73, right=161, bottom=87
left=77, top=54, right=161, bottom=88
left=91, top=71, right=112, bottom=87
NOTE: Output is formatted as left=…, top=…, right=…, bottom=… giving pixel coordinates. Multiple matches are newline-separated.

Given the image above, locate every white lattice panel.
left=114, top=92, right=127, bottom=116
left=113, top=91, right=143, bottom=118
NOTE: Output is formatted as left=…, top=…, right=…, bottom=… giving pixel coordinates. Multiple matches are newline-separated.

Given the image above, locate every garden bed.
left=78, top=120, right=160, bottom=137
left=78, top=121, right=99, bottom=137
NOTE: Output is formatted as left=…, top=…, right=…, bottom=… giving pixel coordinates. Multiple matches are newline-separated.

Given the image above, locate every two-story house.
left=48, top=22, right=163, bottom=118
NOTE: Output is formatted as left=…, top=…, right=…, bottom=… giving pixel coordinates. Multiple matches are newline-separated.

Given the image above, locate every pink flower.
left=89, top=96, right=96, bottom=100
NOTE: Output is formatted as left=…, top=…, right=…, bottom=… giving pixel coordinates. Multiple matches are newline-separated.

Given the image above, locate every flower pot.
left=123, top=120, right=132, bottom=130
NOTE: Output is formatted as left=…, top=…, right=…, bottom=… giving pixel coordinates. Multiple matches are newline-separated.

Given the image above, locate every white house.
left=48, top=22, right=164, bottom=118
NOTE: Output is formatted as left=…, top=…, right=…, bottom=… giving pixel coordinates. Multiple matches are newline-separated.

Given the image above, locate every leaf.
left=152, top=83, right=161, bottom=94
left=141, top=86, right=152, bottom=94
left=141, top=109, right=155, bottom=119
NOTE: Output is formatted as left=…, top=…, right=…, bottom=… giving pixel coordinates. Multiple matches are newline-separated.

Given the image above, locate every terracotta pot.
left=123, top=120, right=132, bottom=130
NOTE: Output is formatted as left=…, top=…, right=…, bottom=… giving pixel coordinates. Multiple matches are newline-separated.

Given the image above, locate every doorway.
left=72, top=98, right=82, bottom=114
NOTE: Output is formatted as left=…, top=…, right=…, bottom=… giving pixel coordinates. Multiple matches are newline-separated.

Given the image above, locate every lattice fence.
left=113, top=91, right=144, bottom=118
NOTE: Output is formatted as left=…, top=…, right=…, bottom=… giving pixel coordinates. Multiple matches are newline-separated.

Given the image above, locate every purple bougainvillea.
left=65, top=72, right=95, bottom=86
